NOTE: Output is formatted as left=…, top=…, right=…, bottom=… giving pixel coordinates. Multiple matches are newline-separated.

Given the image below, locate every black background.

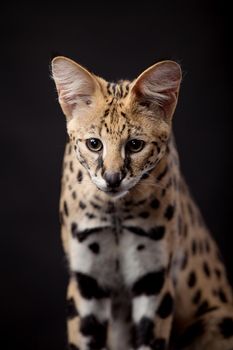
left=0, top=2, right=232, bottom=350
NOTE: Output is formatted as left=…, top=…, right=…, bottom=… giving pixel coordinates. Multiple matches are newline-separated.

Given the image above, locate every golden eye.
left=86, top=138, right=103, bottom=152
left=126, top=139, right=145, bottom=153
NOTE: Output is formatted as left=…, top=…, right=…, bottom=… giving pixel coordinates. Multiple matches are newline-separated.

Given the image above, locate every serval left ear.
left=51, top=56, right=100, bottom=119
left=131, top=60, right=182, bottom=120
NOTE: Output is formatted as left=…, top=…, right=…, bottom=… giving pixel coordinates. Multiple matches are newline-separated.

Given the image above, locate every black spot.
left=71, top=222, right=78, bottom=238
left=218, top=288, right=228, bottom=303
left=104, top=108, right=110, bottom=116
left=73, top=226, right=107, bottom=242
left=192, top=289, right=202, bottom=305
left=155, top=143, right=161, bottom=154
left=181, top=252, right=188, bottom=270
left=132, top=269, right=165, bottom=296
left=72, top=191, right=77, bottom=199
left=139, top=211, right=150, bottom=219
left=66, top=297, right=79, bottom=319
left=80, top=314, right=107, bottom=348
left=164, top=204, right=175, bottom=220
left=68, top=343, right=80, bottom=350
left=125, top=226, right=147, bottom=236
left=88, top=242, right=100, bottom=254
left=187, top=271, right=196, bottom=288
left=67, top=143, right=72, bottom=154
left=75, top=272, right=110, bottom=299
left=157, top=292, right=174, bottom=319
left=124, top=225, right=165, bottom=241
left=204, top=239, right=211, bottom=253
left=192, top=240, right=197, bottom=255
left=150, top=198, right=160, bottom=209
left=90, top=201, right=101, bottom=210
left=148, top=226, right=166, bottom=240
left=161, top=188, right=166, bottom=197
left=157, top=165, right=168, bottom=181
left=195, top=301, right=218, bottom=317
left=64, top=201, right=69, bottom=216
left=203, top=261, right=211, bottom=278
left=86, top=213, right=96, bottom=219
left=125, top=200, right=133, bottom=206
left=96, top=155, right=103, bottom=173
left=178, top=319, right=205, bottom=348
left=137, top=244, right=145, bottom=251
left=106, top=83, right=111, bottom=95
left=79, top=201, right=86, bottom=210
left=219, top=317, right=233, bottom=338
left=77, top=170, right=83, bottom=182
left=195, top=300, right=209, bottom=316
left=131, top=317, right=154, bottom=347
left=177, top=215, right=182, bottom=235
left=104, top=123, right=109, bottom=132
left=215, top=268, right=222, bottom=279
left=70, top=161, right=74, bottom=172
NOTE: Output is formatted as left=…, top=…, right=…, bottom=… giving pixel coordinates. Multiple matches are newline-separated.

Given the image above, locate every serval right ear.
left=51, top=56, right=99, bottom=119
left=131, top=60, right=182, bottom=121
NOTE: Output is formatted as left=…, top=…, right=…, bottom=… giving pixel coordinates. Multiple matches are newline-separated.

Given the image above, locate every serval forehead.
left=104, top=80, right=131, bottom=100
left=91, top=79, right=140, bottom=138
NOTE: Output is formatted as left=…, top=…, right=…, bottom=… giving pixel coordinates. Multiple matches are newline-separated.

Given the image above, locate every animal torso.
left=52, top=57, right=233, bottom=350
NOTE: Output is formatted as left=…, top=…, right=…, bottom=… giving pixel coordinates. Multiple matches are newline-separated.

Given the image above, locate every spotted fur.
left=52, top=56, right=233, bottom=350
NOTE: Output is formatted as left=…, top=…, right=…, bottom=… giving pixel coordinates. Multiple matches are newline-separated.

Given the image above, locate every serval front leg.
left=66, top=276, right=111, bottom=350
left=121, top=227, right=174, bottom=350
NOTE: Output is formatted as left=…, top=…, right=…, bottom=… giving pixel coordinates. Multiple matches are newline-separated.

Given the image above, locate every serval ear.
left=51, top=56, right=99, bottom=119
left=132, top=60, right=182, bottom=120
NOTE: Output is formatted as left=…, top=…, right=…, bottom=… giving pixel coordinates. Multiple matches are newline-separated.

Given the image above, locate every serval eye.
left=126, top=139, right=145, bottom=153
left=86, top=138, right=103, bottom=152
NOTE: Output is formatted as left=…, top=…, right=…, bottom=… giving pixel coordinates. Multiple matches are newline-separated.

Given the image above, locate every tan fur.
left=52, top=57, right=233, bottom=350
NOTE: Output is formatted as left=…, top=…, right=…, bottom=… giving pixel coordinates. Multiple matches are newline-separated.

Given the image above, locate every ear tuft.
left=51, top=56, right=97, bottom=118
left=132, top=60, right=182, bottom=119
